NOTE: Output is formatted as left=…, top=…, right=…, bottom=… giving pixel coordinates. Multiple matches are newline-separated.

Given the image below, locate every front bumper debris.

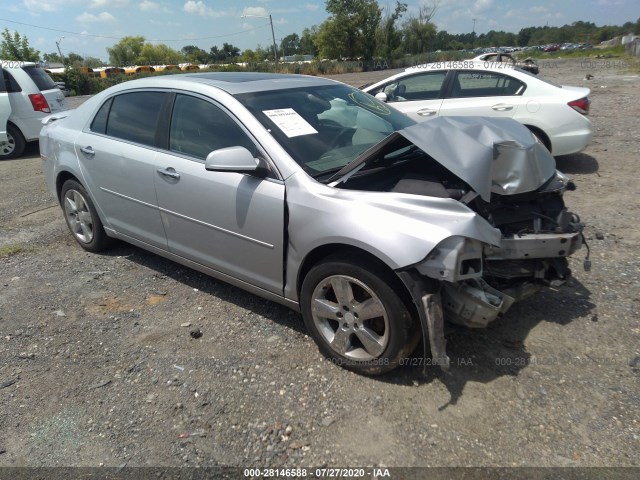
left=441, top=278, right=515, bottom=328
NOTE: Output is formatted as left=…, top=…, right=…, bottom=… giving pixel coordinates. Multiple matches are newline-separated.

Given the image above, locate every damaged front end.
left=398, top=173, right=584, bottom=371
left=333, top=117, right=586, bottom=371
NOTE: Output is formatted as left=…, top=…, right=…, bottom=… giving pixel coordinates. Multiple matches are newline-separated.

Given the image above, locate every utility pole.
left=56, top=36, right=65, bottom=66
left=241, top=13, right=278, bottom=68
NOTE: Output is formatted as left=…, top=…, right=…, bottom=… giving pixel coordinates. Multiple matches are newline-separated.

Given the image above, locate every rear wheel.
left=301, top=254, right=419, bottom=375
left=60, top=179, right=112, bottom=252
left=0, top=124, right=26, bottom=160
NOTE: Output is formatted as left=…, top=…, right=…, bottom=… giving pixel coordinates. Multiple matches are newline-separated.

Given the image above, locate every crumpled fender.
left=283, top=172, right=501, bottom=301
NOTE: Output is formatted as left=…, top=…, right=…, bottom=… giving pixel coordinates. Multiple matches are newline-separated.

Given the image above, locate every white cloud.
left=473, top=0, right=493, bottom=14
left=139, top=0, right=159, bottom=11
left=76, top=11, right=117, bottom=23
left=90, top=0, right=128, bottom=7
left=304, top=3, right=319, bottom=11
left=242, top=6, right=268, bottom=17
left=594, top=0, right=625, bottom=5
left=22, top=0, right=67, bottom=12
left=183, top=1, right=226, bottom=17
left=529, top=6, right=548, bottom=13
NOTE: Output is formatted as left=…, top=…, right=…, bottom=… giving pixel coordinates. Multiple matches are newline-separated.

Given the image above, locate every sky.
left=0, top=0, right=637, bottom=62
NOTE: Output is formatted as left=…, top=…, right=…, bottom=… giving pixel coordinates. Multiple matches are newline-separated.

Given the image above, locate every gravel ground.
left=0, top=58, right=638, bottom=473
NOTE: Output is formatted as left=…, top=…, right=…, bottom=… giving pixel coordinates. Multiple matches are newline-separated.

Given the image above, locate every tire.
left=0, top=124, right=26, bottom=160
left=60, top=179, right=112, bottom=252
left=300, top=253, right=419, bottom=375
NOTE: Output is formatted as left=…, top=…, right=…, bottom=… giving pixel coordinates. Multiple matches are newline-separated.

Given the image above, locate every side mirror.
left=375, top=92, right=388, bottom=103
left=205, top=146, right=259, bottom=173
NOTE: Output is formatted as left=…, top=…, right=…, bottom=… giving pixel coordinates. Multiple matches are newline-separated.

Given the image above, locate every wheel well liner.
left=56, top=171, right=80, bottom=203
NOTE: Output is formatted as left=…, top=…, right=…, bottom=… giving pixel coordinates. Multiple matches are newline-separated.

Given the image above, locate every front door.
left=378, top=71, right=447, bottom=122
left=154, top=94, right=285, bottom=294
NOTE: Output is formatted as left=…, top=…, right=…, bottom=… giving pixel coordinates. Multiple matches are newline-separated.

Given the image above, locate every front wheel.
left=60, top=179, right=112, bottom=252
left=300, top=254, right=418, bottom=375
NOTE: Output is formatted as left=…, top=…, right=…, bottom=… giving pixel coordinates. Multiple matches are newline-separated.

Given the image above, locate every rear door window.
left=451, top=71, right=525, bottom=97
left=106, top=92, right=167, bottom=147
left=22, top=66, right=56, bottom=90
left=90, top=97, right=113, bottom=134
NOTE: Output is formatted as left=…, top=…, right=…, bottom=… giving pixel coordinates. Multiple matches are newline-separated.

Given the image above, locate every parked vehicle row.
left=40, top=72, right=586, bottom=374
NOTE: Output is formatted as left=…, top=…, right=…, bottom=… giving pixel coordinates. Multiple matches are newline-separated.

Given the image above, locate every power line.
left=0, top=17, right=270, bottom=42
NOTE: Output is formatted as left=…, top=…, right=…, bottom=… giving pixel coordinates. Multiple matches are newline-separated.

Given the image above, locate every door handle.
left=157, top=167, right=180, bottom=180
left=80, top=146, right=95, bottom=156
left=416, top=108, right=437, bottom=117
left=491, top=104, right=513, bottom=111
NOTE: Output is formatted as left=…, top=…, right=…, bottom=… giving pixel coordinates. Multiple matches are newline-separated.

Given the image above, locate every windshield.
left=235, top=84, right=415, bottom=177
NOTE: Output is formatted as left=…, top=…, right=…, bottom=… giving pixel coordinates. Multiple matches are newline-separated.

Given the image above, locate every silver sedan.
left=40, top=73, right=585, bottom=374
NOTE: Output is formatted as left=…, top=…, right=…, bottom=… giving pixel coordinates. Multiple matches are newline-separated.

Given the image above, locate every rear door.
left=75, top=91, right=169, bottom=248
left=0, top=68, right=11, bottom=141
left=440, top=70, right=525, bottom=118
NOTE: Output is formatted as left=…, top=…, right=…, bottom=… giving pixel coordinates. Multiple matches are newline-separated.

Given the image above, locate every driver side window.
left=169, top=94, right=256, bottom=160
left=377, top=72, right=447, bottom=102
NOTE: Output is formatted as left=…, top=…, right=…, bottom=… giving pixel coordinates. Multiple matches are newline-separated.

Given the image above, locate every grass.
left=0, top=244, right=23, bottom=258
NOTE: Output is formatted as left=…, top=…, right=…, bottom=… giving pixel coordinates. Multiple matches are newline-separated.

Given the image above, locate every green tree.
left=316, top=0, right=382, bottom=60
left=66, top=52, right=84, bottom=67
left=137, top=43, right=182, bottom=65
left=83, top=57, right=105, bottom=69
left=107, top=36, right=145, bottom=66
left=0, top=29, right=40, bottom=61
left=221, top=42, right=241, bottom=60
left=300, top=26, right=319, bottom=56
left=281, top=33, right=301, bottom=57
left=181, top=45, right=209, bottom=64
left=42, top=52, right=63, bottom=65
left=402, top=5, right=438, bottom=54
left=378, top=2, right=407, bottom=59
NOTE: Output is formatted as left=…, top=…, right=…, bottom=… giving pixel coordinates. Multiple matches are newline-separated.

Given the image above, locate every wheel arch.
left=56, top=171, right=82, bottom=204
left=295, top=243, right=417, bottom=315
left=524, top=124, right=552, bottom=153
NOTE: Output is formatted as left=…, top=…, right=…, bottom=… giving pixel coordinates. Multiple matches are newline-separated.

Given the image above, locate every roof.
left=133, top=72, right=339, bottom=95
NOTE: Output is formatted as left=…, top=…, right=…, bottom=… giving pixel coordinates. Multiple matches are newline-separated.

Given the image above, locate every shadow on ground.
left=556, top=153, right=599, bottom=175
left=98, top=241, right=595, bottom=411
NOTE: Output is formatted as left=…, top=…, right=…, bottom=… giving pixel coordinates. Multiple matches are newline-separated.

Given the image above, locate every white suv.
left=1, top=60, right=69, bottom=159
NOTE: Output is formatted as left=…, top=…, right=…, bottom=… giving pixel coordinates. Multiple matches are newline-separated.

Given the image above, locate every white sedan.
left=362, top=61, right=592, bottom=156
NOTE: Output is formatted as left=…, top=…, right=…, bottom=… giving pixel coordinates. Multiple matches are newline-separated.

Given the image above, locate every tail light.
left=28, top=93, right=51, bottom=113
left=568, top=97, right=590, bottom=115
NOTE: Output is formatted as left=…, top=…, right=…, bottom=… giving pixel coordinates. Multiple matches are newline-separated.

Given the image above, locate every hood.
left=331, top=116, right=557, bottom=202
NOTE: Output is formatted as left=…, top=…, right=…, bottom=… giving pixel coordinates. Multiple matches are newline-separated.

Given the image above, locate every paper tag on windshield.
left=262, top=108, right=318, bottom=138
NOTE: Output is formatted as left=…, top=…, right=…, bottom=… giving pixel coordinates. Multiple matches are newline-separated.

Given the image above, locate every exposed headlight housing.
left=416, top=236, right=484, bottom=283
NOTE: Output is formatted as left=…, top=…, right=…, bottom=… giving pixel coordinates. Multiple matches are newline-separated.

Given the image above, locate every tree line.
left=2, top=1, right=639, bottom=66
